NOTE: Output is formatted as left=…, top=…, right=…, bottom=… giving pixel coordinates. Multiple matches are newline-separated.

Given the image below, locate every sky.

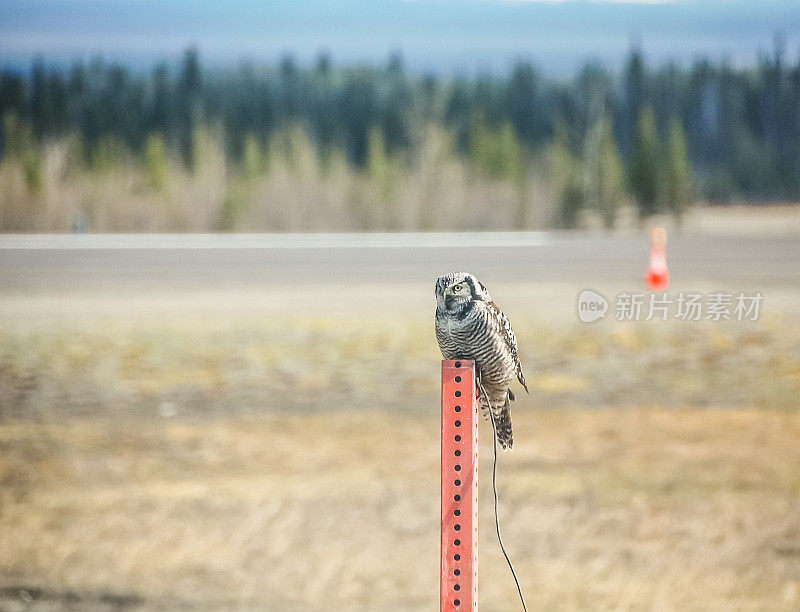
left=1, top=0, right=799, bottom=75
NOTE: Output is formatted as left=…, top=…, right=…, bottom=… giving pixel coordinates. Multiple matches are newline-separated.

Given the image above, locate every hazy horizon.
left=2, top=0, right=800, bottom=75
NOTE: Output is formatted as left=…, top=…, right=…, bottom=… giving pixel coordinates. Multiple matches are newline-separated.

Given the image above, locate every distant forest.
left=0, top=47, right=799, bottom=232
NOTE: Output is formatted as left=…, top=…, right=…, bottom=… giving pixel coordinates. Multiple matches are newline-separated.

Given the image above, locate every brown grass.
left=1, top=410, right=799, bottom=610
left=1, top=314, right=797, bottom=422
left=0, top=127, right=560, bottom=233
left=1, top=311, right=799, bottom=609
left=3, top=128, right=800, bottom=234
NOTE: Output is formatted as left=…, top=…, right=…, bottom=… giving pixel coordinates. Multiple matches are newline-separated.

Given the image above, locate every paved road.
left=1, top=233, right=797, bottom=293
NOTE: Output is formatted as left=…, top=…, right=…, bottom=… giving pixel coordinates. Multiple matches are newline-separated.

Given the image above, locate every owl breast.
left=435, top=302, right=515, bottom=388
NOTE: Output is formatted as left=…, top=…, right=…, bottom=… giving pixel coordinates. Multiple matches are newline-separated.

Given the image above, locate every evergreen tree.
left=547, top=126, right=584, bottom=229
left=177, top=48, right=201, bottom=169
left=506, top=61, right=546, bottom=148
left=381, top=65, right=412, bottom=154
left=664, top=118, right=692, bottom=223
left=339, top=74, right=376, bottom=167
left=149, top=64, right=171, bottom=136
left=630, top=106, right=660, bottom=219
left=0, top=71, right=25, bottom=155
left=622, top=47, right=646, bottom=158
left=29, top=59, right=50, bottom=141
left=586, top=117, right=626, bottom=229
left=0, top=71, right=25, bottom=118
left=444, top=79, right=472, bottom=152
left=315, top=52, right=331, bottom=76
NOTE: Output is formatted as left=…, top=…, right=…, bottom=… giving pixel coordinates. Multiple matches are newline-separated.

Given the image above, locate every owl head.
left=435, top=272, right=492, bottom=311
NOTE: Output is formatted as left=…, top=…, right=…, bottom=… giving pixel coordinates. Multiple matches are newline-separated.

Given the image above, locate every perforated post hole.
left=440, top=360, right=478, bottom=611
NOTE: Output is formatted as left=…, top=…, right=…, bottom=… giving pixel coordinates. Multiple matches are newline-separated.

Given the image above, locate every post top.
left=441, top=359, right=475, bottom=371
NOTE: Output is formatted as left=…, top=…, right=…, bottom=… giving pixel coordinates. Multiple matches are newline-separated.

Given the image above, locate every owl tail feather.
left=494, top=399, right=514, bottom=451
left=476, top=376, right=514, bottom=451
left=480, top=397, right=513, bottom=451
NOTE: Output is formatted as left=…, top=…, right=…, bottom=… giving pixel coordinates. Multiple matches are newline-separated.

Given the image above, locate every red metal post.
left=441, top=360, right=478, bottom=611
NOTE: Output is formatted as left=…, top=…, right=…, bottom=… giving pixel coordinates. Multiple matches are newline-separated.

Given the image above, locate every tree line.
left=1, top=46, right=799, bottom=227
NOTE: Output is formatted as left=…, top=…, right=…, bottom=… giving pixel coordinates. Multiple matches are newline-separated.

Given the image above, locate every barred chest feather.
left=435, top=303, right=516, bottom=387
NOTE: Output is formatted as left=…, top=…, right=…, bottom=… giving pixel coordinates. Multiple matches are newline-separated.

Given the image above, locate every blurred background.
left=1, top=0, right=799, bottom=610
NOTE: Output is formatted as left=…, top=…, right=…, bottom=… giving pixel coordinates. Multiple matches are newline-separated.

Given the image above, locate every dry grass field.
left=1, top=409, right=800, bottom=611
left=1, top=304, right=799, bottom=610
left=0, top=129, right=557, bottom=234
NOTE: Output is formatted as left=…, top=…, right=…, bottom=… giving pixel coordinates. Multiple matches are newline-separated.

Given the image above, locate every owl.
left=435, top=272, right=528, bottom=450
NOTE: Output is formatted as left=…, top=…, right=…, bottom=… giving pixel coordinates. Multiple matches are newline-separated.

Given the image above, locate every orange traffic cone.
left=646, top=227, right=669, bottom=290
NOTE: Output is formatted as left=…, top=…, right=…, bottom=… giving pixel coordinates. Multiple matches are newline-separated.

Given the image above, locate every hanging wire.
left=477, top=377, right=528, bottom=612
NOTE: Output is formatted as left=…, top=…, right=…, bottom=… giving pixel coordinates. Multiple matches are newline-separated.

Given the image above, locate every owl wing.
left=489, top=301, right=528, bottom=393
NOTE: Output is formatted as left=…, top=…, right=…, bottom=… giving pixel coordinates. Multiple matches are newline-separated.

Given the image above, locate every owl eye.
left=453, top=284, right=462, bottom=292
